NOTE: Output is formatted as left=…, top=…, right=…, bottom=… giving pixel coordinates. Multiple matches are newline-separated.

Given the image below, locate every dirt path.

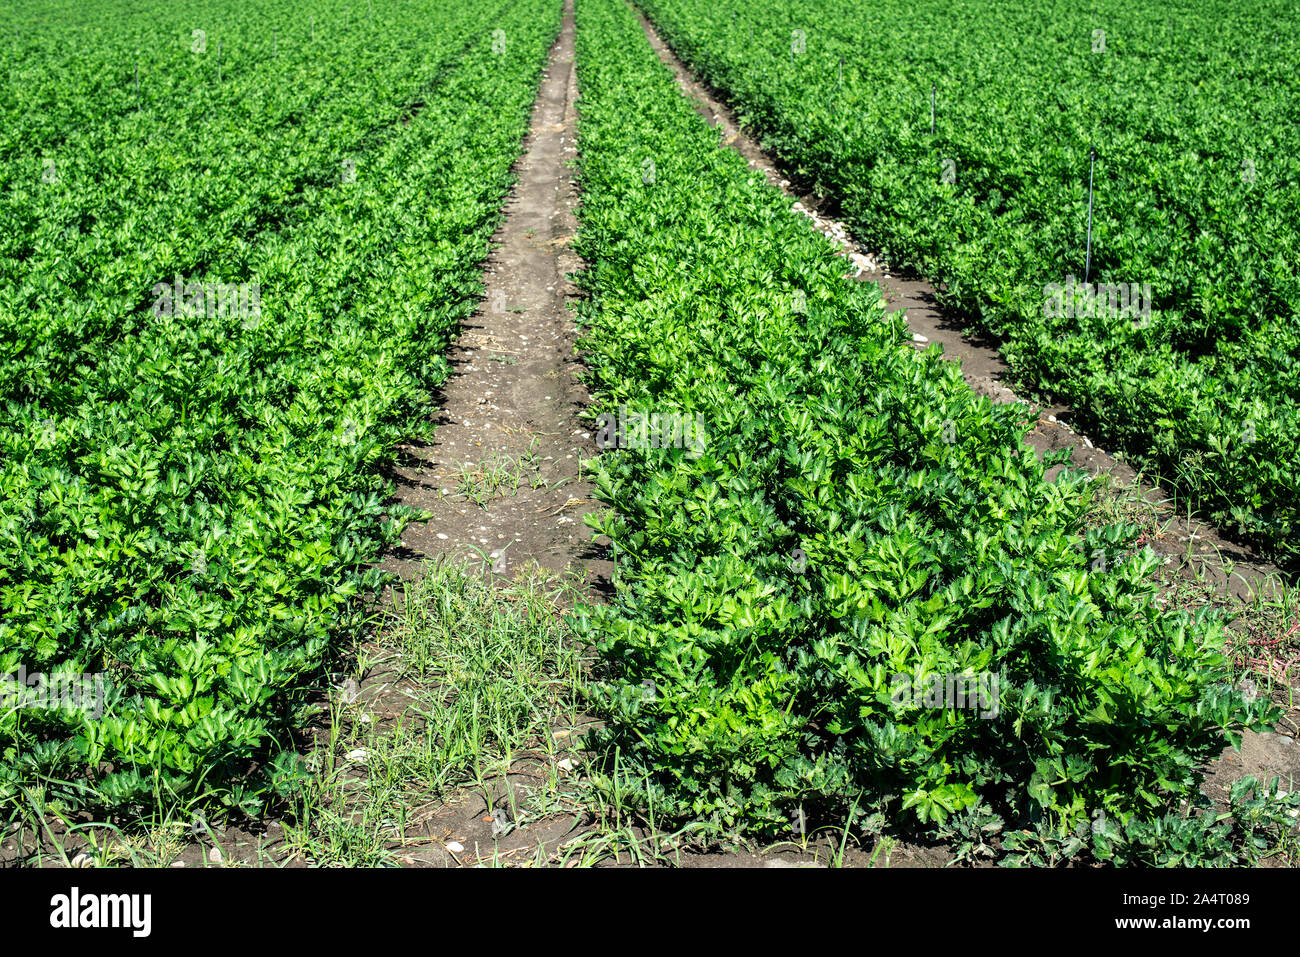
left=630, top=5, right=1300, bottom=812
left=350, top=0, right=612, bottom=867
left=382, top=3, right=605, bottom=592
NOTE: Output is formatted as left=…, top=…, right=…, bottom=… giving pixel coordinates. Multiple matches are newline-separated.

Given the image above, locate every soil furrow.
left=382, top=2, right=605, bottom=591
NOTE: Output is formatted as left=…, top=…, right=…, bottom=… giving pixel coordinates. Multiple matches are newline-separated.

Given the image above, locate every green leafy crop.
left=0, top=0, right=564, bottom=817
left=571, top=0, right=1275, bottom=861
left=635, top=0, right=1300, bottom=569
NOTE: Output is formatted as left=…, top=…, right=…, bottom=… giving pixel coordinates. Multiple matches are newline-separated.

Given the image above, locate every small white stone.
left=445, top=841, right=465, bottom=853
left=491, top=809, right=510, bottom=837
left=436, top=533, right=449, bottom=540
left=345, top=748, right=369, bottom=763
left=339, top=677, right=360, bottom=703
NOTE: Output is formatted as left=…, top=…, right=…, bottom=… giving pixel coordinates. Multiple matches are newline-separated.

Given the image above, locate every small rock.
left=70, top=853, right=92, bottom=868
left=345, top=748, right=370, bottom=763
left=491, top=809, right=511, bottom=837
left=445, top=841, right=465, bottom=854
left=208, top=846, right=224, bottom=864
left=912, top=333, right=928, bottom=344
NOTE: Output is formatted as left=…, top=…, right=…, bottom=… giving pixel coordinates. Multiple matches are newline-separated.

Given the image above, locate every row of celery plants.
left=0, top=0, right=563, bottom=817
left=570, top=0, right=1287, bottom=864
left=2, top=0, right=505, bottom=394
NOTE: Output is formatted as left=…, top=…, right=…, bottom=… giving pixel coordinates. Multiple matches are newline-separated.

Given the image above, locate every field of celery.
left=635, top=0, right=1300, bottom=569
left=1, top=0, right=1295, bottom=869
left=0, top=0, right=563, bottom=815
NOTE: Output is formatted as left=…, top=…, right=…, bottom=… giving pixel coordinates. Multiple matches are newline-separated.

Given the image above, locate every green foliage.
left=571, top=0, right=1278, bottom=859
left=0, top=0, right=563, bottom=816
left=999, top=776, right=1300, bottom=866
left=636, top=0, right=1300, bottom=568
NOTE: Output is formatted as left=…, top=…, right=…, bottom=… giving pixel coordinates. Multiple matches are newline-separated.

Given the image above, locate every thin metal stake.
left=217, top=39, right=222, bottom=82
left=134, top=62, right=139, bottom=95
left=838, top=55, right=843, bottom=89
left=1084, top=146, right=1097, bottom=285
left=930, top=84, right=935, bottom=134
